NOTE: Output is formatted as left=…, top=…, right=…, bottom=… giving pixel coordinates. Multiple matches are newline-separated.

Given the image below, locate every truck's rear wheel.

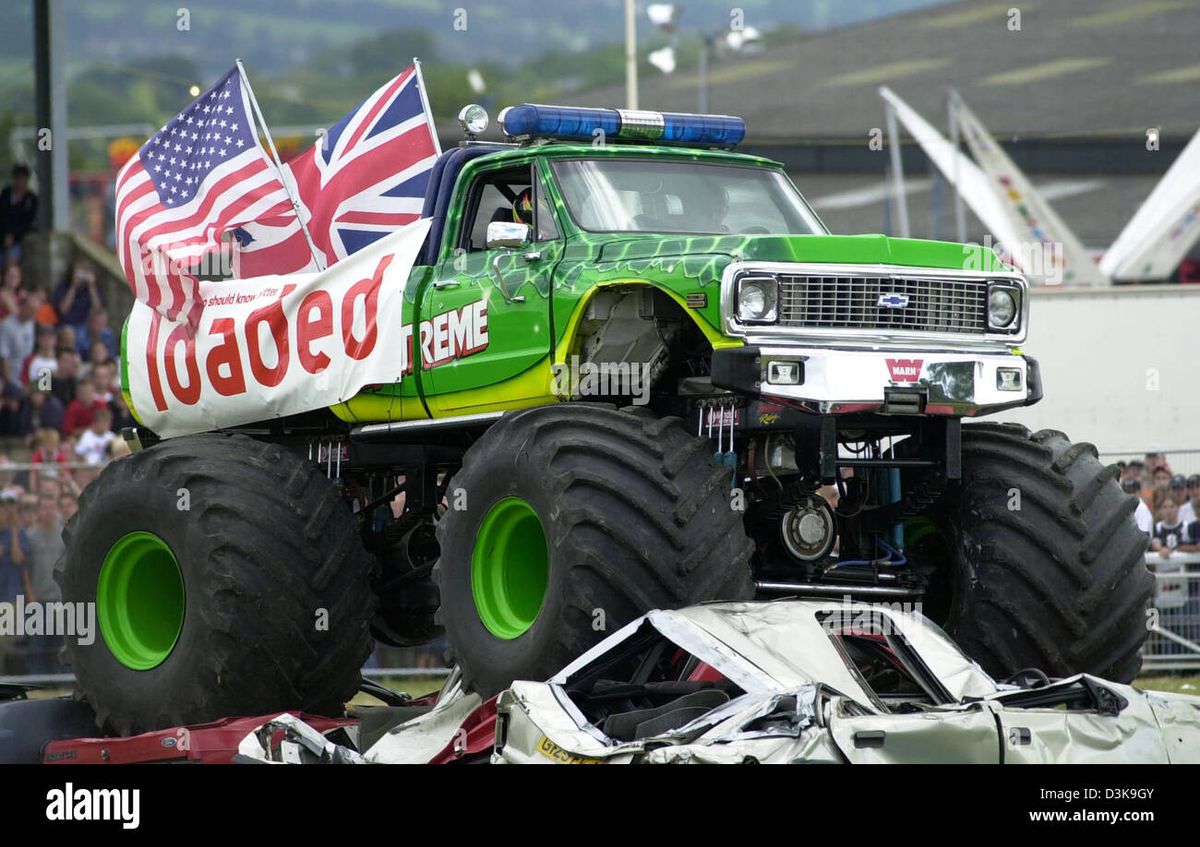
left=57, top=434, right=375, bottom=736
left=918, top=424, right=1152, bottom=683
left=433, top=404, right=754, bottom=696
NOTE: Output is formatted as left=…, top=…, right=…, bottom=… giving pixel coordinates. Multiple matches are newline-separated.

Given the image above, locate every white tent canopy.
left=1100, top=126, right=1200, bottom=281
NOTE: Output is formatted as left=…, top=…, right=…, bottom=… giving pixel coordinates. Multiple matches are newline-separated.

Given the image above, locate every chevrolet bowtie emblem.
left=877, top=293, right=909, bottom=309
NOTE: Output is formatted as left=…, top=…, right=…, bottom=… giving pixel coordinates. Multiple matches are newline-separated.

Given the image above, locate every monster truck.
left=59, top=104, right=1151, bottom=735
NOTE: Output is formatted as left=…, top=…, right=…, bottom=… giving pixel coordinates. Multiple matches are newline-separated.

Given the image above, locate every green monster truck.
left=59, top=104, right=1151, bottom=735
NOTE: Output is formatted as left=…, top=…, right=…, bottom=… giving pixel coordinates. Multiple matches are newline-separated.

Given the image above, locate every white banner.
left=953, top=93, right=1107, bottom=287
left=878, top=87, right=1026, bottom=269
left=1101, top=126, right=1200, bottom=281
left=126, top=218, right=431, bottom=438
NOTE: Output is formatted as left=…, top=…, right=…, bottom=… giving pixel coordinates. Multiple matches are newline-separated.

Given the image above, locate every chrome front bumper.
left=711, top=345, right=1041, bottom=417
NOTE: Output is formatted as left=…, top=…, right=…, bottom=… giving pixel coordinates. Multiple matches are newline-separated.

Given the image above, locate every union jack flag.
left=114, top=67, right=294, bottom=324
left=235, top=64, right=440, bottom=276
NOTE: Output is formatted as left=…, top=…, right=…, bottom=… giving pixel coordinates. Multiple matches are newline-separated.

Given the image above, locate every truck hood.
left=597, top=232, right=1008, bottom=273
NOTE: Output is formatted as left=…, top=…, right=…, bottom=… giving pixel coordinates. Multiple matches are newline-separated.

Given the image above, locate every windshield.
left=551, top=158, right=825, bottom=236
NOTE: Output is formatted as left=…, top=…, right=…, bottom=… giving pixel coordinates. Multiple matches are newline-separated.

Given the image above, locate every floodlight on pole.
left=649, top=46, right=677, bottom=74
left=647, top=3, right=679, bottom=31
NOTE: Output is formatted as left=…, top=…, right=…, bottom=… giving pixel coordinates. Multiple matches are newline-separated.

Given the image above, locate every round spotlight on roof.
left=457, top=104, right=489, bottom=138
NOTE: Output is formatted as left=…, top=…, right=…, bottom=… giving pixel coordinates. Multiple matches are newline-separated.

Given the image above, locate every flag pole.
left=412, top=56, right=442, bottom=156
left=236, top=58, right=325, bottom=270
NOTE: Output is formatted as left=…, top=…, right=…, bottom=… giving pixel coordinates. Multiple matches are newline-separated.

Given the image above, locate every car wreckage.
left=237, top=600, right=1200, bottom=765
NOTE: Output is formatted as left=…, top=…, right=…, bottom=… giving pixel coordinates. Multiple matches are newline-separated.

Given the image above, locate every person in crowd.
left=1169, top=474, right=1189, bottom=517
left=34, top=287, right=57, bottom=328
left=52, top=258, right=104, bottom=331
left=1123, top=460, right=1152, bottom=501
left=0, top=164, right=37, bottom=267
left=55, top=324, right=76, bottom=358
left=1151, top=464, right=1173, bottom=492
left=76, top=406, right=115, bottom=466
left=75, top=307, right=116, bottom=361
left=15, top=386, right=64, bottom=440
left=62, top=377, right=105, bottom=436
left=92, top=359, right=118, bottom=405
left=18, top=495, right=37, bottom=531
left=0, top=491, right=31, bottom=673
left=57, top=492, right=77, bottom=523
left=1151, top=486, right=1173, bottom=523
left=1122, top=476, right=1154, bottom=534
left=0, top=264, right=22, bottom=319
left=21, top=324, right=57, bottom=386
left=24, top=492, right=65, bottom=673
left=83, top=338, right=112, bottom=379
left=0, top=378, right=23, bottom=435
left=0, top=288, right=43, bottom=382
left=50, top=347, right=80, bottom=407
left=1179, top=474, right=1200, bottom=526
left=1151, top=497, right=1200, bottom=558
left=30, top=426, right=72, bottom=493
left=22, top=489, right=59, bottom=595
left=37, top=475, right=61, bottom=502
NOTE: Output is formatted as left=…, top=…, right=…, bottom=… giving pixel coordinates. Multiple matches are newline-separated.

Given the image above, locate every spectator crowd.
left=1119, top=453, right=1200, bottom=655
left=1, top=164, right=134, bottom=676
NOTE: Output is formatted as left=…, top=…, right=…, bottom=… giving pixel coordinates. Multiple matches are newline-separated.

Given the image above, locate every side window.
left=461, top=166, right=532, bottom=253
left=533, top=172, right=560, bottom=242
left=818, top=611, right=953, bottom=712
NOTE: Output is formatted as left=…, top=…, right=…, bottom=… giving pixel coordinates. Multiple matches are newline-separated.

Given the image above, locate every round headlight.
left=988, top=288, right=1016, bottom=329
left=741, top=286, right=766, bottom=315
left=736, top=277, right=778, bottom=323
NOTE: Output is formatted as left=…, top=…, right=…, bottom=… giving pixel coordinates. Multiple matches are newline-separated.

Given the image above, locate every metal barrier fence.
left=1143, top=551, right=1200, bottom=672
left=1098, top=449, right=1200, bottom=479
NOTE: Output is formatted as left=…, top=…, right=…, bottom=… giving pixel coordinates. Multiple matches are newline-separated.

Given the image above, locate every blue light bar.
left=499, top=104, right=745, bottom=148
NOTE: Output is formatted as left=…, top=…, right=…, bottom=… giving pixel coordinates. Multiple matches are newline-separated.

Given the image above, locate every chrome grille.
left=776, top=274, right=988, bottom=334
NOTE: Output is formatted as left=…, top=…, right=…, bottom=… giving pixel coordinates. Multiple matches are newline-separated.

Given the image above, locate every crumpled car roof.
left=552, top=599, right=998, bottom=707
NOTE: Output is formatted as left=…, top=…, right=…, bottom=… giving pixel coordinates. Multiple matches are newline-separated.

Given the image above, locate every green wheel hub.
left=471, top=497, right=549, bottom=639
left=97, top=531, right=186, bottom=670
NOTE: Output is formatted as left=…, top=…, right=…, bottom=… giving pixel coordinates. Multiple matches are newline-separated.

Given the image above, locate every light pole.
left=697, top=32, right=716, bottom=113
left=625, top=0, right=639, bottom=109
left=645, top=5, right=760, bottom=114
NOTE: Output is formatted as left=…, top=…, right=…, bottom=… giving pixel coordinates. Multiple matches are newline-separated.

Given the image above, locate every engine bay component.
left=781, top=493, right=837, bottom=562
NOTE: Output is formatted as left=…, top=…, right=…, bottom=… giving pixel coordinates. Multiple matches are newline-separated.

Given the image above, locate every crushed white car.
left=493, top=600, right=1200, bottom=764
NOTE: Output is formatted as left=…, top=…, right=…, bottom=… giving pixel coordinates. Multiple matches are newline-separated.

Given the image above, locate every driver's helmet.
left=512, top=187, right=534, bottom=224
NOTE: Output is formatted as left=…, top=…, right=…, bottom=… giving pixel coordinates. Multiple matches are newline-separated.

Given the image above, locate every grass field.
left=1133, top=675, right=1200, bottom=696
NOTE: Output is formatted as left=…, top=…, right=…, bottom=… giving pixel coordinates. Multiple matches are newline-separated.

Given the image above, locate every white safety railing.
left=1142, top=550, right=1200, bottom=671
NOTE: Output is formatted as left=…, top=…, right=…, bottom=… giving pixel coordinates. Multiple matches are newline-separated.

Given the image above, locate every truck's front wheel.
left=57, top=434, right=375, bottom=736
left=433, top=405, right=754, bottom=696
left=917, top=424, right=1152, bottom=683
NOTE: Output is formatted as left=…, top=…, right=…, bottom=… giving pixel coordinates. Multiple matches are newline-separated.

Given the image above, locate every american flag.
left=114, top=68, right=295, bottom=325
left=234, top=64, right=440, bottom=276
